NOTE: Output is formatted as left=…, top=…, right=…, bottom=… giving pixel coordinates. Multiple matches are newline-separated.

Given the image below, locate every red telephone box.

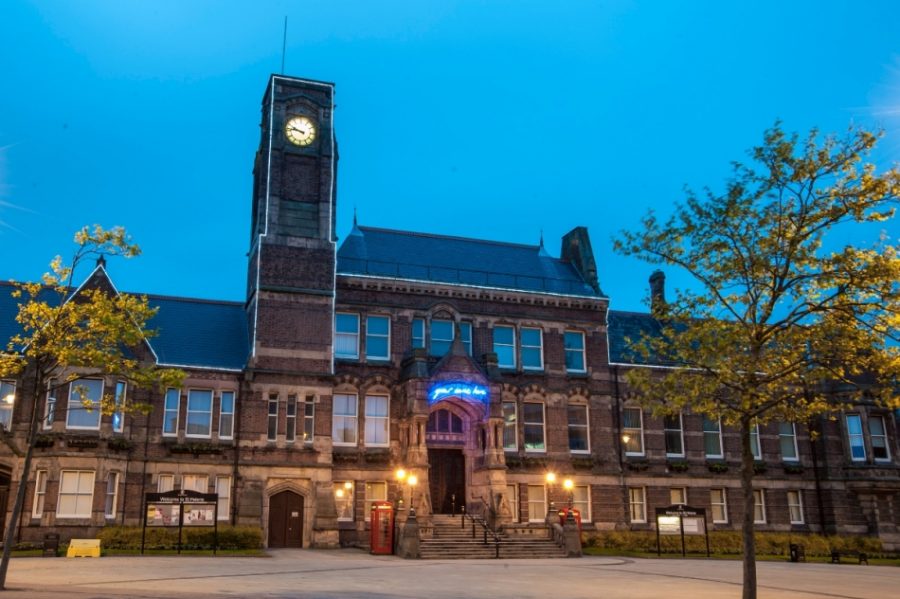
left=370, top=501, right=394, bottom=555
left=558, top=507, right=582, bottom=532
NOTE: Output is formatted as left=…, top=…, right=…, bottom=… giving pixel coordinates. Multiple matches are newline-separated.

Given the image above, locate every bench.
left=830, top=550, right=868, bottom=565
left=66, top=539, right=101, bottom=558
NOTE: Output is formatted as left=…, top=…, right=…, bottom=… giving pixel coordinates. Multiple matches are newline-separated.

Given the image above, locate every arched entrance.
left=268, top=490, right=304, bottom=548
left=426, top=405, right=468, bottom=514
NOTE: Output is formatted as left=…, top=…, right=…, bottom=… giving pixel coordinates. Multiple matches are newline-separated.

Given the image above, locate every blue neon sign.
left=428, top=381, right=489, bottom=404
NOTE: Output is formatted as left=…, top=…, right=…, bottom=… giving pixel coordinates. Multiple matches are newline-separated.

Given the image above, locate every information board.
left=141, top=489, right=219, bottom=554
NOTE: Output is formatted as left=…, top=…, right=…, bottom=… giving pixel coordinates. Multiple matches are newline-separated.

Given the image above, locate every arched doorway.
left=268, top=490, right=303, bottom=548
left=426, top=407, right=466, bottom=514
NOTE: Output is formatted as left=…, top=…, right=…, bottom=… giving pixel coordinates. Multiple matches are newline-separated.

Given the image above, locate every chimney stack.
left=649, top=270, right=666, bottom=314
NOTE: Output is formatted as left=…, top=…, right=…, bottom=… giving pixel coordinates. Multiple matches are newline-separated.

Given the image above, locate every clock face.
left=285, top=115, right=316, bottom=146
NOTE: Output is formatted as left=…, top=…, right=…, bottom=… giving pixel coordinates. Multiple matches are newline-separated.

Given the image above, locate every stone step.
left=423, top=517, right=566, bottom=559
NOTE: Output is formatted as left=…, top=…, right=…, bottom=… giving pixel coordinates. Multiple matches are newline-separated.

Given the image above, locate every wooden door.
left=268, top=491, right=303, bottom=548
left=428, top=449, right=465, bottom=514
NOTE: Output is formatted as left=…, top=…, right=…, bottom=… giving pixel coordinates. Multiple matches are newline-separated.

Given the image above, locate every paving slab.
left=3, top=550, right=897, bottom=599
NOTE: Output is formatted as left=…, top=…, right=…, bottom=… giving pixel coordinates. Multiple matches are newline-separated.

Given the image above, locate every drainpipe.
left=808, top=417, right=827, bottom=536
left=138, top=391, right=151, bottom=524
left=612, top=366, right=628, bottom=527
left=120, top=406, right=134, bottom=526
left=231, top=374, right=247, bottom=525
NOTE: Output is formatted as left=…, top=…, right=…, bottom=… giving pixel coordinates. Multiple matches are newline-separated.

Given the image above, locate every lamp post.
left=545, top=472, right=557, bottom=514
left=394, top=468, right=407, bottom=511
left=407, top=474, right=418, bottom=515
left=563, top=478, right=574, bottom=509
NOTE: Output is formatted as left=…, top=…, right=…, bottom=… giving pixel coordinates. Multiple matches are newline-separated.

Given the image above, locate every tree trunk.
left=0, top=377, right=42, bottom=590
left=740, top=416, right=757, bottom=599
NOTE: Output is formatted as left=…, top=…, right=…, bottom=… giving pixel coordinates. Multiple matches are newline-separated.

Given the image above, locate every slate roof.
left=145, top=295, right=248, bottom=370
left=607, top=309, right=673, bottom=367
left=0, top=282, right=248, bottom=371
left=337, top=226, right=602, bottom=298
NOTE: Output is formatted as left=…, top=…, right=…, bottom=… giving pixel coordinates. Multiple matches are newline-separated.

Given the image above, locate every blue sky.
left=1, top=1, right=898, bottom=312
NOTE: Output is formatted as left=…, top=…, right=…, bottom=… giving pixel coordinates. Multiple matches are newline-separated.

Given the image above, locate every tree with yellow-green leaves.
left=615, top=125, right=900, bottom=599
left=0, top=226, right=183, bottom=589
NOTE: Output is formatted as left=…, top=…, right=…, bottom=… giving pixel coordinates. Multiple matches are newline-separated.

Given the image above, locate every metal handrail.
left=461, top=505, right=502, bottom=558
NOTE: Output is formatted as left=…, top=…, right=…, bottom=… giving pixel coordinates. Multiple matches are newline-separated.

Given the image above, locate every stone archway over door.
left=268, top=490, right=304, bottom=548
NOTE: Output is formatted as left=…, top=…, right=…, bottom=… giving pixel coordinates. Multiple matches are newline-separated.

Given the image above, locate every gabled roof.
left=337, top=226, right=603, bottom=298
left=0, top=281, right=249, bottom=371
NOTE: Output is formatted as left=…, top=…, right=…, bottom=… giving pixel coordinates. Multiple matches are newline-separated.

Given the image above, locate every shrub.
left=585, top=530, right=884, bottom=557
left=97, top=526, right=262, bottom=550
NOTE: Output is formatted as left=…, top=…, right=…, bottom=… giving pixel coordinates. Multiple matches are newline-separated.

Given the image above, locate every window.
left=506, top=484, right=519, bottom=523
left=670, top=487, right=687, bottom=505
left=0, top=381, right=15, bottom=429
left=502, top=402, right=517, bottom=450
left=427, top=409, right=462, bottom=433
left=186, top=389, right=213, bottom=437
left=622, top=407, right=644, bottom=455
left=664, top=413, right=684, bottom=457
left=364, top=482, right=387, bottom=521
left=113, top=381, right=126, bottom=433
left=846, top=414, right=866, bottom=461
left=163, top=388, right=180, bottom=436
left=459, top=322, right=472, bottom=356
left=66, top=379, right=103, bottom=430
left=303, top=394, right=315, bottom=443
left=573, top=485, right=591, bottom=521
left=628, top=487, right=646, bottom=523
left=366, top=315, right=390, bottom=360
left=57, top=471, right=95, bottom=518
left=334, top=481, right=355, bottom=521
left=332, top=394, right=358, bottom=446
left=285, top=395, right=297, bottom=443
left=564, top=331, right=586, bottom=372
left=267, top=394, right=279, bottom=441
left=869, top=416, right=890, bottom=461
left=523, top=402, right=545, bottom=452
left=411, top=318, right=425, bottom=349
left=32, top=470, right=48, bottom=518
left=710, top=489, right=728, bottom=523
left=493, top=325, right=516, bottom=368
left=364, top=395, right=389, bottom=446
left=527, top=485, right=546, bottom=522
left=430, top=319, right=454, bottom=356
left=567, top=404, right=589, bottom=453
left=183, top=474, right=208, bottom=493
left=105, top=472, right=119, bottom=519
left=158, top=474, right=175, bottom=493
left=520, top=327, right=543, bottom=370
left=219, top=391, right=235, bottom=439
left=750, top=422, right=761, bottom=460
left=703, top=416, right=723, bottom=458
left=787, top=490, right=804, bottom=524
left=753, top=489, right=766, bottom=524
left=44, top=380, right=56, bottom=430
left=334, top=313, right=360, bottom=359
left=779, top=422, right=798, bottom=461
left=216, top=476, right=231, bottom=520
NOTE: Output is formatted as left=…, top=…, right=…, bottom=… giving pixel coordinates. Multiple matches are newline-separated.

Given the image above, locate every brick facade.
left=1, top=74, right=898, bottom=551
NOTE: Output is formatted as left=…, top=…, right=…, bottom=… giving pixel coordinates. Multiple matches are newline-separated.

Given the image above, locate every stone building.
left=1, top=75, right=898, bottom=551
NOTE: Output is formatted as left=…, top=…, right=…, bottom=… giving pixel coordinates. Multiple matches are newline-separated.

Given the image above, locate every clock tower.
left=246, top=75, right=337, bottom=373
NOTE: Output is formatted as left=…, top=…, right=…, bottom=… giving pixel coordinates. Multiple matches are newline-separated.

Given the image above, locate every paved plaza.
left=2, top=550, right=897, bottom=598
